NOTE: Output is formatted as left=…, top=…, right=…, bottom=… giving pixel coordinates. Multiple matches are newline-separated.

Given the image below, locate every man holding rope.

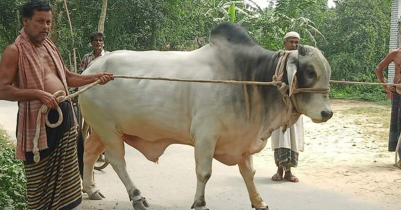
left=375, top=49, right=401, bottom=169
left=0, top=0, right=113, bottom=209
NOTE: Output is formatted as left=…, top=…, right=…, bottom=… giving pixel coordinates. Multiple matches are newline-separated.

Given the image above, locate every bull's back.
left=79, top=47, right=237, bottom=142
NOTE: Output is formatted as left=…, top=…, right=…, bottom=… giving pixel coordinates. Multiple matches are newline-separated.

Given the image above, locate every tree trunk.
left=150, top=23, right=157, bottom=50
left=98, top=0, right=108, bottom=33
left=50, top=0, right=64, bottom=43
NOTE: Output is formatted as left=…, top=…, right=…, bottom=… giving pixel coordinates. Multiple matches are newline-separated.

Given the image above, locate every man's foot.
left=271, top=173, right=283, bottom=181
left=284, top=174, right=299, bottom=182
left=397, top=160, right=401, bottom=169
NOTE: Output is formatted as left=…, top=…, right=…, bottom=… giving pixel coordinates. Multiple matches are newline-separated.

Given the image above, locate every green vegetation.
left=0, top=0, right=393, bottom=102
left=0, top=128, right=27, bottom=210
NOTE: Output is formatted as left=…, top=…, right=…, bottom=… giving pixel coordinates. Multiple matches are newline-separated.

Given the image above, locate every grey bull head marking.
left=286, top=45, right=333, bottom=123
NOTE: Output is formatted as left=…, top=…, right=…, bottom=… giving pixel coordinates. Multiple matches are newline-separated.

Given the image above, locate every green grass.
left=0, top=127, right=27, bottom=210
left=330, top=85, right=388, bottom=103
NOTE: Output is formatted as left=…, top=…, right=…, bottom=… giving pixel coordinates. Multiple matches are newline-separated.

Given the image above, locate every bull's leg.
left=191, top=138, right=216, bottom=210
left=82, top=132, right=106, bottom=200
left=238, top=155, right=268, bottom=210
left=82, top=120, right=90, bottom=140
left=103, top=134, right=148, bottom=210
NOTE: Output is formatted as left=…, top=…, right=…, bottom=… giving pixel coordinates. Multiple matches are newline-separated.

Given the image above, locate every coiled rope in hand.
left=32, top=79, right=103, bottom=163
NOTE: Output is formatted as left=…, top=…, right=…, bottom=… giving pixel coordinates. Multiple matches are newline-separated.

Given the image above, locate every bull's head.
left=286, top=45, right=333, bottom=123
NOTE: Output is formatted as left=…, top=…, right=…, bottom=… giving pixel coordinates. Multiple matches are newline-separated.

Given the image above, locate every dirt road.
left=1, top=99, right=400, bottom=210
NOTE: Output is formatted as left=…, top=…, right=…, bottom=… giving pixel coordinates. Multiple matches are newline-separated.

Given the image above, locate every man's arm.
left=375, top=51, right=396, bottom=92
left=0, top=44, right=59, bottom=108
left=65, top=70, right=113, bottom=88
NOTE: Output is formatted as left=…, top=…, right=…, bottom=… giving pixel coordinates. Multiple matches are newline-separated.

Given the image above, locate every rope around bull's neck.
left=273, top=51, right=297, bottom=130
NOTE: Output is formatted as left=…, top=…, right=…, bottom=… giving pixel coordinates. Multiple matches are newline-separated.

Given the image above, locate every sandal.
left=271, top=173, right=283, bottom=181
left=284, top=174, right=299, bottom=182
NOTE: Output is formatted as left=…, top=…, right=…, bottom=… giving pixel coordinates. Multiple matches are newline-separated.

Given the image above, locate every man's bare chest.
left=37, top=46, right=57, bottom=74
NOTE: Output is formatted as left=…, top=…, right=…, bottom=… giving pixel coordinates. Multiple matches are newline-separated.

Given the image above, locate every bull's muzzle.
left=320, top=110, right=333, bottom=122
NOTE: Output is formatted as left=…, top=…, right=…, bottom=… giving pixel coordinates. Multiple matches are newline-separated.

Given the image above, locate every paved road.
left=82, top=144, right=396, bottom=210
left=0, top=100, right=397, bottom=210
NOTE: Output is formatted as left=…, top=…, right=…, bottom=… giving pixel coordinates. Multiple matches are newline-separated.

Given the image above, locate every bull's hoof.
left=191, top=205, right=209, bottom=210
left=132, top=197, right=149, bottom=210
left=252, top=205, right=269, bottom=210
left=88, top=191, right=105, bottom=200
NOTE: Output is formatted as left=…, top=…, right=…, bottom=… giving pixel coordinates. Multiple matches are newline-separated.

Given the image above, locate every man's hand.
left=96, top=73, right=114, bottom=85
left=383, top=84, right=396, bottom=93
left=36, top=90, right=59, bottom=109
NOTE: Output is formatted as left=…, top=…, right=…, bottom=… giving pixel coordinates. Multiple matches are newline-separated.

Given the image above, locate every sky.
left=246, top=0, right=336, bottom=8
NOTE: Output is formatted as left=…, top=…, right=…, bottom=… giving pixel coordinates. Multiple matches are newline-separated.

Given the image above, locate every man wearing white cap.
left=283, top=31, right=300, bottom=50
left=270, top=31, right=304, bottom=182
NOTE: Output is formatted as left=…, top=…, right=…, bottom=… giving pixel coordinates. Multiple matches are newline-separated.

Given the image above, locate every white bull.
left=79, top=22, right=332, bottom=210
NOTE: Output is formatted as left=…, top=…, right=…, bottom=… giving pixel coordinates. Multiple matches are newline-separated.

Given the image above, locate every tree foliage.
left=0, top=0, right=393, bottom=101
left=318, top=0, right=391, bottom=100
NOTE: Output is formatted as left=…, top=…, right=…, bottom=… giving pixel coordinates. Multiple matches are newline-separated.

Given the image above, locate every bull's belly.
left=123, top=134, right=192, bottom=163
left=123, top=134, right=268, bottom=166
left=121, top=123, right=267, bottom=166
left=120, top=122, right=193, bottom=162
left=213, top=136, right=268, bottom=166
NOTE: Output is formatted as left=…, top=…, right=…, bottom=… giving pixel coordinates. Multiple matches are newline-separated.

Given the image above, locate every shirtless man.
left=0, top=1, right=113, bottom=209
left=375, top=49, right=401, bottom=168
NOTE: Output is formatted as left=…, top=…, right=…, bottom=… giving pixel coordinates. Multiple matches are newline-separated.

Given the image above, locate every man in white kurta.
left=271, top=31, right=304, bottom=182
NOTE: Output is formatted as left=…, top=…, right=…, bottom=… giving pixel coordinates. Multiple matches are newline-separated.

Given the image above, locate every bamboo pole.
left=98, top=0, right=108, bottom=33
left=63, top=0, right=74, bottom=45
left=73, top=49, right=77, bottom=73
left=68, top=53, right=72, bottom=72
left=63, top=0, right=77, bottom=73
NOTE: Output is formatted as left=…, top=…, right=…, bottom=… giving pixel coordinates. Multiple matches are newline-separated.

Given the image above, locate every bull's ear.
left=286, top=50, right=298, bottom=97
left=298, top=44, right=307, bottom=56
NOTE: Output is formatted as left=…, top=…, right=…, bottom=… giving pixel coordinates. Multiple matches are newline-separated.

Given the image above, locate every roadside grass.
left=0, top=127, right=27, bottom=210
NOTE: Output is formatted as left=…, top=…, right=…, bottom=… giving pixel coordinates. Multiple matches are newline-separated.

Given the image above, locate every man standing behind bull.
left=0, top=0, right=113, bottom=209
left=270, top=31, right=304, bottom=182
left=79, top=32, right=109, bottom=74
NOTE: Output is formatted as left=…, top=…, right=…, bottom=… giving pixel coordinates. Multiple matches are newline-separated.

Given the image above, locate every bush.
left=0, top=129, right=27, bottom=210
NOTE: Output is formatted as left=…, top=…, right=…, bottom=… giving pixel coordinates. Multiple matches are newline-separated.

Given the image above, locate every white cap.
left=284, top=31, right=300, bottom=40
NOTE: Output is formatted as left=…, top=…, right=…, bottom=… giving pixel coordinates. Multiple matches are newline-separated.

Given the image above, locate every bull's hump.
left=210, top=22, right=256, bottom=46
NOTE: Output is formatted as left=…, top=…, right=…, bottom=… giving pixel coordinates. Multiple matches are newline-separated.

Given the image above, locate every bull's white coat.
left=81, top=45, right=268, bottom=166
left=79, top=23, right=332, bottom=210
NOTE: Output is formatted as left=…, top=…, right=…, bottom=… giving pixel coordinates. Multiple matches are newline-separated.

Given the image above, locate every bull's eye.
left=306, top=69, right=316, bottom=79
